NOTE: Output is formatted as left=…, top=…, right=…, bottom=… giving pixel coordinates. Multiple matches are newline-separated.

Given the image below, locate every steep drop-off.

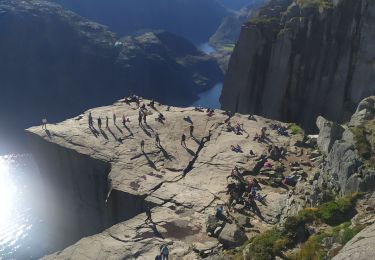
left=0, top=0, right=222, bottom=153
left=49, top=0, right=229, bottom=44
left=221, top=0, right=375, bottom=132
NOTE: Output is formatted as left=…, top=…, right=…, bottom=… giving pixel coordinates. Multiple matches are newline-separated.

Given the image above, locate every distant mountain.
left=49, top=0, right=229, bottom=44
left=0, top=0, right=222, bottom=153
left=209, top=0, right=266, bottom=71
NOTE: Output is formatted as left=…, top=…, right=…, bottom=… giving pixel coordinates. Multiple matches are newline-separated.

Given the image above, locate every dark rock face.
left=316, top=96, right=375, bottom=195
left=221, top=0, right=375, bottom=132
left=0, top=0, right=222, bottom=153
left=50, top=0, right=229, bottom=44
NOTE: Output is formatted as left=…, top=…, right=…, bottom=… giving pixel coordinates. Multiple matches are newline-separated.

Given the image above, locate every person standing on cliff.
left=141, top=139, right=145, bottom=152
left=106, top=116, right=109, bottom=128
left=143, top=112, right=147, bottom=124
left=42, top=118, right=47, bottom=130
left=145, top=205, right=152, bottom=223
left=155, top=133, right=161, bottom=147
left=181, top=133, right=186, bottom=148
left=113, top=113, right=116, bottom=125
left=138, top=110, right=143, bottom=126
left=88, top=112, right=93, bottom=127
left=98, top=117, right=102, bottom=129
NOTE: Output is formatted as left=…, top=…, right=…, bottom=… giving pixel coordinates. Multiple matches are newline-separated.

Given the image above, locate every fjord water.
left=194, top=42, right=223, bottom=109
left=0, top=155, right=56, bottom=259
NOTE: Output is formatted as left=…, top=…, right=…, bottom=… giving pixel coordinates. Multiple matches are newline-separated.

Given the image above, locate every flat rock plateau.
left=27, top=98, right=320, bottom=259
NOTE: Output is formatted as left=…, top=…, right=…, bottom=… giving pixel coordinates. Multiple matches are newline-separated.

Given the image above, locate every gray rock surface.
left=221, top=0, right=375, bottom=132
left=333, top=222, right=375, bottom=260
left=217, top=223, right=247, bottom=248
left=316, top=96, right=375, bottom=195
left=26, top=98, right=320, bottom=259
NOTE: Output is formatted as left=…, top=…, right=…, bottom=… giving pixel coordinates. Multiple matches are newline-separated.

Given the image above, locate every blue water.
left=191, top=82, right=223, bottom=109
left=0, top=154, right=57, bottom=259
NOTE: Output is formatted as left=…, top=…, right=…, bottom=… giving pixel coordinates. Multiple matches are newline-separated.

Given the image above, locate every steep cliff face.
left=316, top=96, right=375, bottom=195
left=221, top=0, right=375, bottom=132
left=49, top=0, right=229, bottom=44
left=0, top=0, right=222, bottom=153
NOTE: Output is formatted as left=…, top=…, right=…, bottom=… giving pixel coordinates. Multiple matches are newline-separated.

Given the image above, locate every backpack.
left=155, top=255, right=162, bottom=260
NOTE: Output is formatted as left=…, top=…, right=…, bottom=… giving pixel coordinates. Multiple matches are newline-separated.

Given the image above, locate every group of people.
left=226, top=166, right=264, bottom=213
left=226, top=121, right=244, bottom=135
left=270, top=123, right=289, bottom=136
left=89, top=111, right=129, bottom=130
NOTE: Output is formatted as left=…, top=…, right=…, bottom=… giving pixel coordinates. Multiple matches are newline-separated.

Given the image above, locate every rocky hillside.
left=0, top=0, right=222, bottom=153
left=49, top=0, right=229, bottom=44
left=221, top=0, right=375, bottom=132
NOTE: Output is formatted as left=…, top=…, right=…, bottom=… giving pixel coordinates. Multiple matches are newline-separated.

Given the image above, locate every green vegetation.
left=242, top=229, right=289, bottom=259
left=295, top=0, right=334, bottom=9
left=233, top=194, right=362, bottom=260
left=249, top=16, right=279, bottom=26
left=289, top=222, right=363, bottom=259
left=350, top=122, right=375, bottom=168
left=288, top=123, right=304, bottom=135
left=296, top=193, right=361, bottom=226
left=221, top=44, right=235, bottom=53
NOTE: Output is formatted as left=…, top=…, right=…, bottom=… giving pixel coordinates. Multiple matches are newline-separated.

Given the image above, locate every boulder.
left=316, top=116, right=344, bottom=154
left=218, top=223, right=247, bottom=248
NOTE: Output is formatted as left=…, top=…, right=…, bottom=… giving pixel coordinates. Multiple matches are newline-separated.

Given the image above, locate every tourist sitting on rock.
left=160, top=244, right=169, bottom=260
left=234, top=123, right=243, bottom=135
left=282, top=175, right=297, bottom=186
left=148, top=100, right=155, bottom=108
left=156, top=113, right=165, bottom=123
left=207, top=109, right=214, bottom=117
left=249, top=150, right=255, bottom=157
left=253, top=133, right=260, bottom=142
left=248, top=114, right=256, bottom=121
left=263, top=160, right=272, bottom=168
left=183, top=115, right=192, bottom=123
left=231, top=144, right=243, bottom=153
left=194, top=106, right=204, bottom=112
left=229, top=166, right=245, bottom=184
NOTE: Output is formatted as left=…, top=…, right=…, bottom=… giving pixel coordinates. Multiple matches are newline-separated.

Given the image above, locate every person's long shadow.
left=89, top=125, right=99, bottom=137
left=123, top=124, right=134, bottom=137
left=158, top=144, right=175, bottom=161
left=184, top=146, right=195, bottom=156
left=142, top=151, right=157, bottom=170
left=99, top=128, right=109, bottom=140
left=191, top=135, right=200, bottom=145
left=115, top=124, right=123, bottom=134
left=150, top=223, right=164, bottom=239
left=107, top=127, right=118, bottom=141
left=140, top=125, right=152, bottom=137
left=144, top=122, right=154, bottom=132
left=45, top=129, right=52, bottom=139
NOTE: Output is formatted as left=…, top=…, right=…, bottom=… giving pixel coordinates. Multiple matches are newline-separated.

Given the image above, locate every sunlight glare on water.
left=0, top=154, right=46, bottom=259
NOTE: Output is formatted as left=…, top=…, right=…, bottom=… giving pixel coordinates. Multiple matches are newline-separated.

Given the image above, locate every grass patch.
left=295, top=0, right=334, bottom=9
left=221, top=44, right=235, bottom=52
left=288, top=123, right=304, bottom=135
left=289, top=222, right=363, bottom=259
left=350, top=122, right=375, bottom=168
left=244, top=229, right=289, bottom=259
